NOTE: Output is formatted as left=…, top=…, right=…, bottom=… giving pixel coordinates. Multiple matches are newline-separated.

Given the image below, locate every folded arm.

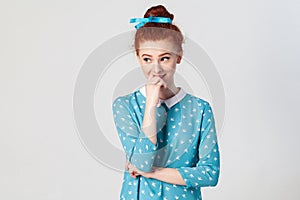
left=128, top=102, right=220, bottom=188
left=112, top=97, right=159, bottom=172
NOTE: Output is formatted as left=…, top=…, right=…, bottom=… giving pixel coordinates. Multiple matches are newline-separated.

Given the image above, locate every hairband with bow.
left=129, top=14, right=172, bottom=30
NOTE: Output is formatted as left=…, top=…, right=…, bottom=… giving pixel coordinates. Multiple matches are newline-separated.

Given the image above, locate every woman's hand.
left=141, top=74, right=167, bottom=145
left=145, top=74, right=167, bottom=106
left=125, top=161, right=186, bottom=185
left=126, top=161, right=154, bottom=179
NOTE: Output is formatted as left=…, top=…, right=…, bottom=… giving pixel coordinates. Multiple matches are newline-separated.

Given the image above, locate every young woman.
left=112, top=5, right=220, bottom=200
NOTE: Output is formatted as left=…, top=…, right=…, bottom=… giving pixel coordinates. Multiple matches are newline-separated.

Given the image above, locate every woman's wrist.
left=149, top=167, right=161, bottom=179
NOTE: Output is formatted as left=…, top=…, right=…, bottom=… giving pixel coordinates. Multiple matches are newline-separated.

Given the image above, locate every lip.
left=153, top=74, right=166, bottom=78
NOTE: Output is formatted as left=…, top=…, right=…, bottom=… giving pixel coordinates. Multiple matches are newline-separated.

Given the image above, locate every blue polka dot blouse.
left=112, top=86, right=220, bottom=200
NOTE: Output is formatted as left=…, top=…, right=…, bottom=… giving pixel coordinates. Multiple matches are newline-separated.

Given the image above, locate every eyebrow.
left=141, top=53, right=171, bottom=57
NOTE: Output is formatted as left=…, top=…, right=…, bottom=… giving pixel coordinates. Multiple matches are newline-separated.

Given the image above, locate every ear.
left=136, top=52, right=142, bottom=65
left=176, top=55, right=182, bottom=64
left=176, top=50, right=183, bottom=64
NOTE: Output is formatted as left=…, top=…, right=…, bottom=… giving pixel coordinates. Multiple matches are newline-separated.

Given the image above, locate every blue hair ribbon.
left=129, top=15, right=172, bottom=30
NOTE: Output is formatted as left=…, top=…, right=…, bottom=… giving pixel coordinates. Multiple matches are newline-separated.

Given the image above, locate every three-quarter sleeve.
left=177, top=102, right=220, bottom=188
left=112, top=97, right=159, bottom=172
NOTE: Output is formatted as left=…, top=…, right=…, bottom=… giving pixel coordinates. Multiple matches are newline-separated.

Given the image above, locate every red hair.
left=134, top=5, right=184, bottom=56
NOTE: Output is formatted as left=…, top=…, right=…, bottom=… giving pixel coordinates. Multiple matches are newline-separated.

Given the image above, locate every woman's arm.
left=142, top=101, right=158, bottom=145
left=112, top=77, right=167, bottom=173
left=142, top=76, right=168, bottom=145
left=127, top=101, right=220, bottom=188
left=148, top=167, right=186, bottom=186
left=175, top=102, right=220, bottom=188
left=127, top=163, right=186, bottom=186
left=112, top=97, right=159, bottom=173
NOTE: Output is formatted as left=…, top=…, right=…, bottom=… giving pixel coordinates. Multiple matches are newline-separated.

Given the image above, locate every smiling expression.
left=136, top=39, right=182, bottom=86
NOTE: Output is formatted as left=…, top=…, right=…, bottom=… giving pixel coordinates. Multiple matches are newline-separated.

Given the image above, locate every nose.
left=153, top=62, right=163, bottom=74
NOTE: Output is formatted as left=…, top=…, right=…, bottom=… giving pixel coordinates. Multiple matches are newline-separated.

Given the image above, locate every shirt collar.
left=138, top=85, right=187, bottom=108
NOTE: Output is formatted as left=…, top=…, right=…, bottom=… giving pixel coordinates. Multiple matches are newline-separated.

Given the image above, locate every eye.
left=161, top=57, right=170, bottom=61
left=143, top=58, right=151, bottom=62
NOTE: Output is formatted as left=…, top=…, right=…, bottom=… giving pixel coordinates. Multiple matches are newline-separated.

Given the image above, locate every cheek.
left=164, top=63, right=176, bottom=73
left=164, top=60, right=177, bottom=68
left=166, top=71, right=175, bottom=78
left=141, top=66, right=152, bottom=76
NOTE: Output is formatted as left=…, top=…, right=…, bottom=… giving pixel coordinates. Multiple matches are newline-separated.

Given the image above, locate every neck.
left=159, top=84, right=180, bottom=100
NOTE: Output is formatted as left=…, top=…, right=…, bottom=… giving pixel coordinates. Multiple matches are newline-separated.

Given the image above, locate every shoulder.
left=185, top=93, right=212, bottom=110
left=184, top=93, right=215, bottom=119
left=112, top=90, right=138, bottom=111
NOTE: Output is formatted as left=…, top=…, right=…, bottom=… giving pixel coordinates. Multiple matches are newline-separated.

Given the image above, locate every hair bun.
left=134, top=5, right=184, bottom=56
left=144, top=5, right=174, bottom=21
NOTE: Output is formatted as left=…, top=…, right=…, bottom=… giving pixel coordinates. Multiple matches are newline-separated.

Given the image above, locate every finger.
left=128, top=164, right=133, bottom=172
left=147, top=74, right=155, bottom=83
left=129, top=169, right=134, bottom=177
left=130, top=171, right=137, bottom=178
left=159, top=79, right=168, bottom=88
left=153, top=77, right=167, bottom=87
left=130, top=173, right=135, bottom=178
left=125, top=161, right=130, bottom=171
left=148, top=77, right=160, bottom=85
left=156, top=80, right=167, bottom=88
left=148, top=80, right=160, bottom=86
left=128, top=164, right=138, bottom=173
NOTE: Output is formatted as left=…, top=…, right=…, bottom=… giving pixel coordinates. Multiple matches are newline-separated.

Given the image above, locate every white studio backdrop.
left=1, top=0, right=300, bottom=199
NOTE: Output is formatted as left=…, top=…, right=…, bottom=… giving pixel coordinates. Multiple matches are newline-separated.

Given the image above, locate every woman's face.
left=136, top=39, right=182, bottom=87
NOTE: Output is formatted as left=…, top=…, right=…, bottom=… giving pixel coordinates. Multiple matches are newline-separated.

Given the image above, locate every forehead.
left=138, top=39, right=177, bottom=55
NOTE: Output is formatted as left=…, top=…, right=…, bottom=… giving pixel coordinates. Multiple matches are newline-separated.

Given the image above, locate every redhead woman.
left=112, top=5, right=220, bottom=200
